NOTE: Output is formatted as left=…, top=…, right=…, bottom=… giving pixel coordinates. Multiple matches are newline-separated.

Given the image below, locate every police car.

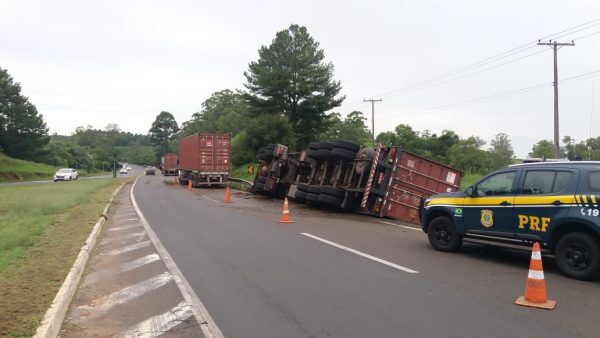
left=421, top=161, right=600, bottom=280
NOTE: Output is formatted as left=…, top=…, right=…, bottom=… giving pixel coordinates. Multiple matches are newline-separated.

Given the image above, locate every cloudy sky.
left=2, top=0, right=599, bottom=157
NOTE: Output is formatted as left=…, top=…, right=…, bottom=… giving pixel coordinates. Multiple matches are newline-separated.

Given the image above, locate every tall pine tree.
left=244, top=24, right=344, bottom=148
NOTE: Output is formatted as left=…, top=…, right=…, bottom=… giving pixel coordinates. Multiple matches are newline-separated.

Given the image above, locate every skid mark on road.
left=114, top=301, right=195, bottom=337
left=72, top=272, right=173, bottom=322
left=301, top=233, right=419, bottom=274
left=83, top=254, right=161, bottom=286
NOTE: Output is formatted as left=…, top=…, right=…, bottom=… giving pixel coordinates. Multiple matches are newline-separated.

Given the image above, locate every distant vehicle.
left=161, top=153, right=178, bottom=176
left=178, top=133, right=230, bottom=187
left=145, top=166, right=155, bottom=175
left=54, top=168, right=78, bottom=182
left=119, top=167, right=128, bottom=174
left=421, top=161, right=600, bottom=280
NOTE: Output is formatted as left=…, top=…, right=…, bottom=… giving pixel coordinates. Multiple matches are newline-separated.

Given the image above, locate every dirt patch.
left=0, top=180, right=128, bottom=337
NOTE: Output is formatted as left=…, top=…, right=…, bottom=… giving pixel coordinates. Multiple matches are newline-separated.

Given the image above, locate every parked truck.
left=178, top=133, right=231, bottom=187
left=160, top=153, right=179, bottom=176
left=252, top=140, right=462, bottom=225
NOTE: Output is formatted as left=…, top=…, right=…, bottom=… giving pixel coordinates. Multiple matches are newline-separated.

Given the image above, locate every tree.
left=446, top=136, right=492, bottom=173
left=0, top=67, right=49, bottom=159
left=320, top=111, right=371, bottom=145
left=489, top=133, right=514, bottom=168
left=244, top=24, right=344, bottom=148
left=180, top=90, right=249, bottom=138
left=529, top=140, right=557, bottom=159
left=149, top=111, right=179, bottom=156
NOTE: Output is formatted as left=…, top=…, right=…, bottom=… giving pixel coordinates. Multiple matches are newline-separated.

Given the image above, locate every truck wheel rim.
left=565, top=243, right=589, bottom=271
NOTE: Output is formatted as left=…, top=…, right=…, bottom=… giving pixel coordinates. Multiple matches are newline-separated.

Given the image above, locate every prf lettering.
left=518, top=215, right=550, bottom=232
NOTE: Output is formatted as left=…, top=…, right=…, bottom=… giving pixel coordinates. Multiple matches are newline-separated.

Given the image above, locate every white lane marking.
left=376, top=220, right=422, bottom=231
left=108, top=224, right=143, bottom=232
left=101, top=230, right=147, bottom=245
left=127, top=217, right=139, bottom=221
left=114, top=301, right=193, bottom=337
left=83, top=254, right=161, bottom=286
left=301, top=233, right=419, bottom=274
left=73, top=272, right=173, bottom=322
left=102, top=240, right=151, bottom=256
left=131, top=177, right=224, bottom=338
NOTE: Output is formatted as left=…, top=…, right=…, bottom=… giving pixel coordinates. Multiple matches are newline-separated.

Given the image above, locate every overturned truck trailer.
left=252, top=141, right=462, bottom=225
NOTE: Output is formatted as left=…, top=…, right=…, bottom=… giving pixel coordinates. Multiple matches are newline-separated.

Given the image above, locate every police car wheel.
left=428, top=216, right=462, bottom=252
left=555, top=232, right=600, bottom=280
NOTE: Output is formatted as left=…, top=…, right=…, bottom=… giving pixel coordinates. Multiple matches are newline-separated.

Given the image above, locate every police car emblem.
left=480, top=209, right=493, bottom=228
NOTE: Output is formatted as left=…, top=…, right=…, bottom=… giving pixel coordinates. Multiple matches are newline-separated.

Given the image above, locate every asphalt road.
left=133, top=174, right=600, bottom=338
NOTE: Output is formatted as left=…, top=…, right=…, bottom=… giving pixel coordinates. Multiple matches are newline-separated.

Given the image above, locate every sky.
left=1, top=0, right=599, bottom=157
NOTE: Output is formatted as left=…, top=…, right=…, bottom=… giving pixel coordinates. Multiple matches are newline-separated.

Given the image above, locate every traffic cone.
left=173, top=177, right=177, bottom=184
left=188, top=180, right=192, bottom=190
left=224, top=185, right=232, bottom=203
left=515, top=242, right=556, bottom=310
left=278, top=197, right=293, bottom=223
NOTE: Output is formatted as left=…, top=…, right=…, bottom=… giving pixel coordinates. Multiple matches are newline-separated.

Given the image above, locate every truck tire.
left=308, top=142, right=320, bottom=150
left=318, top=141, right=334, bottom=150
left=316, top=149, right=332, bottom=159
left=331, top=147, right=357, bottom=161
left=306, top=185, right=321, bottom=194
left=319, top=186, right=345, bottom=199
left=306, top=192, right=319, bottom=203
left=295, top=190, right=307, bottom=202
left=178, top=178, right=188, bottom=185
left=427, top=216, right=462, bottom=252
left=297, top=183, right=310, bottom=192
left=257, top=176, right=267, bottom=184
left=254, top=182, right=265, bottom=190
left=307, top=149, right=320, bottom=159
left=317, top=194, right=343, bottom=208
left=555, top=232, right=600, bottom=280
left=333, top=140, right=360, bottom=153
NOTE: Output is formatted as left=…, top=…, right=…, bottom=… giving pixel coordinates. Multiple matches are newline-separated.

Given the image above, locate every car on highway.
left=421, top=161, right=600, bottom=280
left=53, top=168, right=78, bottom=182
left=145, top=166, right=156, bottom=175
left=119, top=167, right=128, bottom=174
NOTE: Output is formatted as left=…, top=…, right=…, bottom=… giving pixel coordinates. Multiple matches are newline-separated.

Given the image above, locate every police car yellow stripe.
left=427, top=195, right=577, bottom=207
left=591, top=195, right=598, bottom=207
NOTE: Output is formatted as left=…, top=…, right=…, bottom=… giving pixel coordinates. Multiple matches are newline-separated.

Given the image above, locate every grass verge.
left=0, top=153, right=56, bottom=182
left=0, top=178, right=127, bottom=336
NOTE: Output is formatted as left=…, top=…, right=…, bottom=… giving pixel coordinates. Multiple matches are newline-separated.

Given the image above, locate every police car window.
left=475, top=172, right=515, bottom=196
left=590, top=171, right=600, bottom=191
left=522, top=171, right=572, bottom=195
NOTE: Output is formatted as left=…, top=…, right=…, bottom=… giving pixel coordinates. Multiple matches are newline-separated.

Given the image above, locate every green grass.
left=460, top=173, right=484, bottom=189
left=0, top=153, right=57, bottom=182
left=229, top=163, right=258, bottom=191
left=0, top=179, right=121, bottom=273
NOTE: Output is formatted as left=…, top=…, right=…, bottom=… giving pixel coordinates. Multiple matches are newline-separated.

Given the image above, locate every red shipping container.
left=162, top=153, right=178, bottom=170
left=379, top=150, right=462, bottom=224
left=179, top=134, right=231, bottom=174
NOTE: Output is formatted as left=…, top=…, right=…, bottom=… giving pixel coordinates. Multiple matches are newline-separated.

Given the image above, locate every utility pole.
left=364, top=98, right=382, bottom=145
left=537, top=40, right=575, bottom=159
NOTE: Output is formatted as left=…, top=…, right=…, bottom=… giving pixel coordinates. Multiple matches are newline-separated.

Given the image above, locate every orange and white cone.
left=173, top=177, right=177, bottom=184
left=188, top=180, right=192, bottom=190
left=278, top=197, right=293, bottom=223
left=515, top=242, right=556, bottom=309
left=224, top=185, right=232, bottom=203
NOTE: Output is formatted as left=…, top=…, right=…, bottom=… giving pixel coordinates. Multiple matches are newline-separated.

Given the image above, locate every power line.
left=343, top=16, right=600, bottom=109
left=377, top=70, right=600, bottom=120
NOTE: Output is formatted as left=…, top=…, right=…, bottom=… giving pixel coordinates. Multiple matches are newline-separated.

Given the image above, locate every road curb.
left=130, top=175, right=224, bottom=338
left=33, top=180, right=129, bottom=338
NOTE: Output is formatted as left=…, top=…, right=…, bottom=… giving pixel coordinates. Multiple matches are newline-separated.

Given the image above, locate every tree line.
left=2, top=24, right=600, bottom=176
